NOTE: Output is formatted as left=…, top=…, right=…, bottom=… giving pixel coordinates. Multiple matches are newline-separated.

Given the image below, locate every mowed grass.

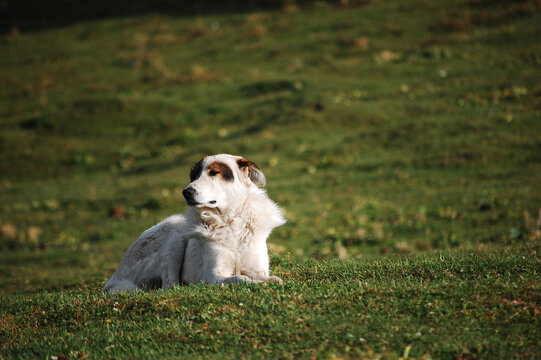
left=2, top=248, right=539, bottom=359
left=1, top=0, right=540, bottom=358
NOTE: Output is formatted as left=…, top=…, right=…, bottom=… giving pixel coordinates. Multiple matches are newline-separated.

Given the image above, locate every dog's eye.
left=208, top=170, right=219, bottom=177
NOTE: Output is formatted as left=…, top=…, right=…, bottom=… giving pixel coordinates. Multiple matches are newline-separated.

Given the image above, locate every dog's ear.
left=237, top=159, right=266, bottom=187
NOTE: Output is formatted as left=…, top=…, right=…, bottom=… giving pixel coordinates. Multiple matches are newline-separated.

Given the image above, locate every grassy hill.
left=1, top=0, right=540, bottom=358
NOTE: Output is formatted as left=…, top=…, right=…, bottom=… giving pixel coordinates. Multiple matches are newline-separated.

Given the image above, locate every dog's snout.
left=182, top=187, right=196, bottom=201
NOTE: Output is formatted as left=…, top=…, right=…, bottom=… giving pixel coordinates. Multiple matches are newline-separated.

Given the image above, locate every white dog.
left=102, top=154, right=286, bottom=293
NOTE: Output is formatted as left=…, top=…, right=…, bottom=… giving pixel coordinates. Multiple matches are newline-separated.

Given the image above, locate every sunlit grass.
left=1, top=0, right=540, bottom=358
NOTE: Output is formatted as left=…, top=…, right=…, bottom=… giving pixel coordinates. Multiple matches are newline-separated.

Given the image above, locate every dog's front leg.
left=241, top=244, right=283, bottom=284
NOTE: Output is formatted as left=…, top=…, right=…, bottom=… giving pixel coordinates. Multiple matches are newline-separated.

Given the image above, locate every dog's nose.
left=182, top=187, right=196, bottom=201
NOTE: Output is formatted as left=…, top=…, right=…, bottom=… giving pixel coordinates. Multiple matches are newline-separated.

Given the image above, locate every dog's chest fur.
left=181, top=191, right=285, bottom=281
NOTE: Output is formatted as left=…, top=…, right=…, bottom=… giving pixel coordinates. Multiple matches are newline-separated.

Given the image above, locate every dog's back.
left=102, top=215, right=186, bottom=293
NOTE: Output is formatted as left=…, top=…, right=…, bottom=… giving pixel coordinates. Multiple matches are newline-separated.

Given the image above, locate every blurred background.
left=1, top=0, right=540, bottom=291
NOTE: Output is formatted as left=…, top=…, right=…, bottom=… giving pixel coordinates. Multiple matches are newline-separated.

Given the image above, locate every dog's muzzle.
left=182, top=187, right=198, bottom=206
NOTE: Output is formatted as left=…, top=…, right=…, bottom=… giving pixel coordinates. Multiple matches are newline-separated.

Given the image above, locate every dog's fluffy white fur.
left=103, top=154, right=285, bottom=293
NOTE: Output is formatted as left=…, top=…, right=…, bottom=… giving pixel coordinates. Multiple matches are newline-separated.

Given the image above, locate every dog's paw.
left=266, top=275, right=283, bottom=284
left=233, top=274, right=252, bottom=282
left=227, top=275, right=262, bottom=284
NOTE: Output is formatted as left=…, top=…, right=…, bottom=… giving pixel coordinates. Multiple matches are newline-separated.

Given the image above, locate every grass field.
left=1, top=0, right=540, bottom=358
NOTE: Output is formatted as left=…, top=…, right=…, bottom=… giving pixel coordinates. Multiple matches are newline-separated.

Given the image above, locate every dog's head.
left=182, top=154, right=266, bottom=211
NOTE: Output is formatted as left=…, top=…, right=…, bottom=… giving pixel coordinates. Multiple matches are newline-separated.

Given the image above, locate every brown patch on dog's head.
left=207, top=161, right=234, bottom=182
left=190, top=157, right=205, bottom=182
left=237, top=159, right=266, bottom=186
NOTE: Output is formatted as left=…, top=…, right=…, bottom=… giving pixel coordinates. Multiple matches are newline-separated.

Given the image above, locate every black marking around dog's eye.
left=190, top=158, right=205, bottom=182
left=208, top=161, right=234, bottom=182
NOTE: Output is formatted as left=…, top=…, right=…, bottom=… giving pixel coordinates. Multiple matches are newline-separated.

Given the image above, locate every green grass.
left=2, top=248, right=539, bottom=359
left=1, top=0, right=540, bottom=358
